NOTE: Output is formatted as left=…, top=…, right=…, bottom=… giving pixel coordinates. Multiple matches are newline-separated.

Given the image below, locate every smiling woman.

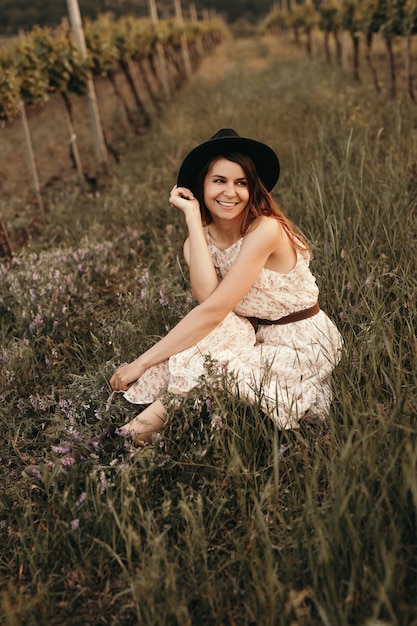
left=203, top=159, right=250, bottom=219
left=109, top=128, right=343, bottom=444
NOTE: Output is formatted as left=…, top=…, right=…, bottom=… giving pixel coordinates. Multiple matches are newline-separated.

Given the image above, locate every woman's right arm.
left=183, top=214, right=219, bottom=302
left=171, top=186, right=219, bottom=303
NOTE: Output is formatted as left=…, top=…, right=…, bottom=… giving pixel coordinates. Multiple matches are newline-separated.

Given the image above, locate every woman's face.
left=203, top=158, right=250, bottom=221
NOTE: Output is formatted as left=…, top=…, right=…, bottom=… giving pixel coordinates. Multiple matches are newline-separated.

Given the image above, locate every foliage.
left=340, top=0, right=362, bottom=33
left=404, top=0, right=417, bottom=34
left=12, top=37, right=50, bottom=105
left=318, top=0, right=342, bottom=32
left=379, top=0, right=407, bottom=40
left=30, top=25, right=89, bottom=96
left=291, top=4, right=319, bottom=34
left=357, top=0, right=388, bottom=36
left=0, top=15, right=226, bottom=122
left=0, top=65, right=20, bottom=121
left=260, top=9, right=290, bottom=34
left=85, top=13, right=125, bottom=75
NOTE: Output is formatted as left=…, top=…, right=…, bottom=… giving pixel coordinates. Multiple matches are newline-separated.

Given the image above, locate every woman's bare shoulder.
left=246, top=216, right=284, bottom=241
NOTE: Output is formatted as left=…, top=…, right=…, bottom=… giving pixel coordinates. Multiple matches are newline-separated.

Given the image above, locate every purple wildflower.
left=210, top=415, right=224, bottom=431
left=70, top=519, right=80, bottom=531
left=94, top=408, right=104, bottom=421
left=99, top=470, right=107, bottom=494
left=61, top=456, right=77, bottom=467
left=279, top=443, right=289, bottom=455
left=67, top=426, right=82, bottom=440
left=29, top=313, right=44, bottom=333
left=59, top=399, right=74, bottom=419
left=75, top=492, right=87, bottom=508
left=159, top=455, right=171, bottom=467
left=51, top=445, right=72, bottom=455
left=159, top=290, right=169, bottom=307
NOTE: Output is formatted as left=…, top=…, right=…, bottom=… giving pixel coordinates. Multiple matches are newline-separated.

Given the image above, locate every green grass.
left=1, top=35, right=416, bottom=625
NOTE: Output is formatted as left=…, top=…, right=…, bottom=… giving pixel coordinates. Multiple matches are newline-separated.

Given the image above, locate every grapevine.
left=0, top=15, right=227, bottom=123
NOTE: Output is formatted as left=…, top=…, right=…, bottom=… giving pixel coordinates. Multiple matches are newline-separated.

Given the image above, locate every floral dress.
left=124, top=232, right=343, bottom=429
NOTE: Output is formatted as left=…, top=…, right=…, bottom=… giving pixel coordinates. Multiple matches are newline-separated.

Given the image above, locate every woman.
left=110, top=129, right=343, bottom=444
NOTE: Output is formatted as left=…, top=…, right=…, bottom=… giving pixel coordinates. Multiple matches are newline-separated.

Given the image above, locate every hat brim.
left=177, top=136, right=280, bottom=193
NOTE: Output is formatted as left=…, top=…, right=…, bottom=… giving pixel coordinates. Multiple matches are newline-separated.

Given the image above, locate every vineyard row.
left=0, top=13, right=227, bottom=123
left=263, top=0, right=417, bottom=100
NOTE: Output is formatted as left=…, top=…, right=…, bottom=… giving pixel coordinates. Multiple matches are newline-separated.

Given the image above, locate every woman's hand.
left=109, top=359, right=146, bottom=392
left=169, top=185, right=200, bottom=218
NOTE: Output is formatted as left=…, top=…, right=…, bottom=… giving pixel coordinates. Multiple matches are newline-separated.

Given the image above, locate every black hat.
left=177, top=129, right=280, bottom=192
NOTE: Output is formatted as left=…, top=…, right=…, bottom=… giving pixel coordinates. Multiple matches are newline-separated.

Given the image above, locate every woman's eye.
left=211, top=178, right=247, bottom=185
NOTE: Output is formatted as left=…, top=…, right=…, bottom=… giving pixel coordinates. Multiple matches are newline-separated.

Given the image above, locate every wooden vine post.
left=174, top=0, right=192, bottom=78
left=148, top=0, right=171, bottom=98
left=63, top=104, right=85, bottom=185
left=189, top=3, right=204, bottom=57
left=19, top=101, right=45, bottom=218
left=66, top=0, right=109, bottom=174
left=17, top=29, right=45, bottom=218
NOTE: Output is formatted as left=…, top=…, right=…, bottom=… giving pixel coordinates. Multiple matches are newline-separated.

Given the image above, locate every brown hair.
left=194, top=153, right=309, bottom=252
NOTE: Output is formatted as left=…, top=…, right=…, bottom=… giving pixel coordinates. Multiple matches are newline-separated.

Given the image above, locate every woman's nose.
left=224, top=182, right=236, bottom=196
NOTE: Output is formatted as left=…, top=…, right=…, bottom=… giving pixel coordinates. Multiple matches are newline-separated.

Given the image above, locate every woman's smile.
left=216, top=200, right=239, bottom=207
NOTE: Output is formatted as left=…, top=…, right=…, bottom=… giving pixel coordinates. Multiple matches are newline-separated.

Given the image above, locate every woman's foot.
left=122, top=399, right=167, bottom=446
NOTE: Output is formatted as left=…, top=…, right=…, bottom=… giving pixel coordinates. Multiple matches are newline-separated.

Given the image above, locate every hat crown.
left=210, top=128, right=240, bottom=140
left=177, top=129, right=280, bottom=192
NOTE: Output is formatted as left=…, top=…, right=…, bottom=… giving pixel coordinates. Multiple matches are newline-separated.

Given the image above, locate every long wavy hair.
left=193, top=152, right=309, bottom=252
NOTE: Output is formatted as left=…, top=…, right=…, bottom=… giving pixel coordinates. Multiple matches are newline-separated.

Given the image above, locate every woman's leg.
left=122, top=388, right=183, bottom=445
left=122, top=399, right=167, bottom=445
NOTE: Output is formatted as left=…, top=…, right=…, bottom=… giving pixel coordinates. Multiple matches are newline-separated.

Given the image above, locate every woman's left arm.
left=110, top=218, right=282, bottom=390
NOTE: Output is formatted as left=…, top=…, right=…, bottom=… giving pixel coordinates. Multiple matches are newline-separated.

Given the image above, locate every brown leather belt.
left=247, top=302, right=320, bottom=332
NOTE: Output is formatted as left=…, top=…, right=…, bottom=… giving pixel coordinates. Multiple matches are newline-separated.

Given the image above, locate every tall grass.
left=0, top=36, right=416, bottom=625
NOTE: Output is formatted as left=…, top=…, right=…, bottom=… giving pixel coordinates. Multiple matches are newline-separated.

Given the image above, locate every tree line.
left=0, top=0, right=272, bottom=33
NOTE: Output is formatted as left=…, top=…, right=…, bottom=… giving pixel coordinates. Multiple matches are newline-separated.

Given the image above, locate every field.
left=1, top=34, right=417, bottom=625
